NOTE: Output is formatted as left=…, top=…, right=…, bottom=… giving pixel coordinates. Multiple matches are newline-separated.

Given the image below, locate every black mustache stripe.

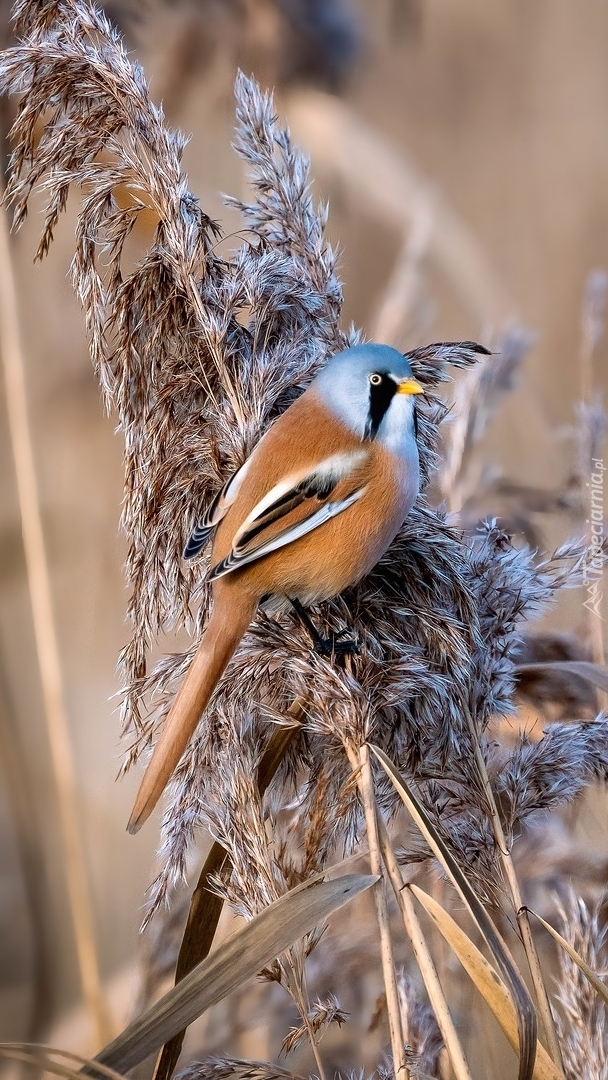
left=364, top=374, right=398, bottom=440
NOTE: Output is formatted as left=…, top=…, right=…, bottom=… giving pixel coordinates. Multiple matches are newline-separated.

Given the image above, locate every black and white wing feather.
left=208, top=450, right=368, bottom=580
left=184, top=458, right=252, bottom=559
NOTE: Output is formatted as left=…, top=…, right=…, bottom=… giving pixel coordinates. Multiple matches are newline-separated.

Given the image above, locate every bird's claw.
left=312, top=629, right=359, bottom=658
left=288, top=597, right=358, bottom=660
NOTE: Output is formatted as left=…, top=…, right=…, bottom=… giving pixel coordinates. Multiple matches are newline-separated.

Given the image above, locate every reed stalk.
left=0, top=194, right=110, bottom=1049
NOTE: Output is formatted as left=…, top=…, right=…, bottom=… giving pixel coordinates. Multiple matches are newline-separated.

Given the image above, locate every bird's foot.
left=312, top=627, right=359, bottom=658
left=289, top=598, right=359, bottom=659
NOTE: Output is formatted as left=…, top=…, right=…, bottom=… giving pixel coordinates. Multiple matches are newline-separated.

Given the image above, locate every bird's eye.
left=369, top=373, right=382, bottom=386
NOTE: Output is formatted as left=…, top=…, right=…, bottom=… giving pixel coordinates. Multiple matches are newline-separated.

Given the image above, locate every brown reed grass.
left=0, top=188, right=109, bottom=1048
left=1, top=2, right=608, bottom=1078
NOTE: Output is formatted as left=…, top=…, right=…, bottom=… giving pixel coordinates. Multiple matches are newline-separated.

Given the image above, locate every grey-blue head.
left=314, top=343, right=424, bottom=457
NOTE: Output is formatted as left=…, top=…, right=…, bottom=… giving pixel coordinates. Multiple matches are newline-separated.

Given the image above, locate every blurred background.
left=0, top=0, right=607, bottom=1070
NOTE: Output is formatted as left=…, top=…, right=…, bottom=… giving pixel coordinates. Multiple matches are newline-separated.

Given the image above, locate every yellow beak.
left=396, top=378, right=424, bottom=396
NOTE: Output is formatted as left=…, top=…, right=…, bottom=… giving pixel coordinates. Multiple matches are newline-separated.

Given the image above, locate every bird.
left=127, top=342, right=424, bottom=834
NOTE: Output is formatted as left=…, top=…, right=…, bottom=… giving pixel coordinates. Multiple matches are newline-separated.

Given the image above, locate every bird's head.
left=315, top=343, right=424, bottom=456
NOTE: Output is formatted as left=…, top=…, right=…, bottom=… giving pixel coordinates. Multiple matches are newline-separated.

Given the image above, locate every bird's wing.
left=184, top=457, right=253, bottom=559
left=208, top=450, right=368, bottom=580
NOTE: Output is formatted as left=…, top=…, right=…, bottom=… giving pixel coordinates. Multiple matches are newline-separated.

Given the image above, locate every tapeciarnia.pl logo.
left=583, top=457, right=605, bottom=620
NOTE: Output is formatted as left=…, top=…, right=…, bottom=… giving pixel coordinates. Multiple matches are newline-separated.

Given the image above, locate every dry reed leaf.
left=408, top=886, right=561, bottom=1080
left=0, top=1043, right=125, bottom=1080
left=94, top=874, right=376, bottom=1074
left=370, top=743, right=538, bottom=1080
left=378, top=823, right=473, bottom=1080
left=529, top=909, right=608, bottom=1008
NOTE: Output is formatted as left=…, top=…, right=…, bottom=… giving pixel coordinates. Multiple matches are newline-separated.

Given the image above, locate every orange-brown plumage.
left=211, top=391, right=409, bottom=600
left=127, top=344, right=422, bottom=834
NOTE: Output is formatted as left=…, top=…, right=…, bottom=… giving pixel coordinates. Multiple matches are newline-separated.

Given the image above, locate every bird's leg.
left=289, top=597, right=359, bottom=658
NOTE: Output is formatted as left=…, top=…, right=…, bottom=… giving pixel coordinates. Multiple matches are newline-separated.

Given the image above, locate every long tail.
left=127, top=591, right=257, bottom=834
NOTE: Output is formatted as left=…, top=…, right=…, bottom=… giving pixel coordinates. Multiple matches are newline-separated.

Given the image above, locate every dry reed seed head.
left=392, top=717, right=608, bottom=904
left=395, top=812, right=503, bottom=908
left=1, top=0, right=355, bottom=741
left=378, top=1048, right=439, bottom=1080
left=493, top=716, right=608, bottom=838
left=147, top=713, right=288, bottom=924
left=227, top=71, right=346, bottom=350
left=149, top=521, right=589, bottom=915
left=397, top=973, right=443, bottom=1079
left=281, top=993, right=348, bottom=1057
left=1, top=0, right=600, bottom=925
left=553, top=889, right=608, bottom=1080
left=146, top=517, right=589, bottom=914
left=176, top=1059, right=305, bottom=1080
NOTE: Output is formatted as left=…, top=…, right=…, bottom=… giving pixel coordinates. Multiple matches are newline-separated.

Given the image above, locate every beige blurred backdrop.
left=0, top=0, right=607, bottom=1052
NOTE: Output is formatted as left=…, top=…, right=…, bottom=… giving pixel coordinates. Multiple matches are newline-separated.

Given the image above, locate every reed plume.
left=2, top=3, right=608, bottom=1075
